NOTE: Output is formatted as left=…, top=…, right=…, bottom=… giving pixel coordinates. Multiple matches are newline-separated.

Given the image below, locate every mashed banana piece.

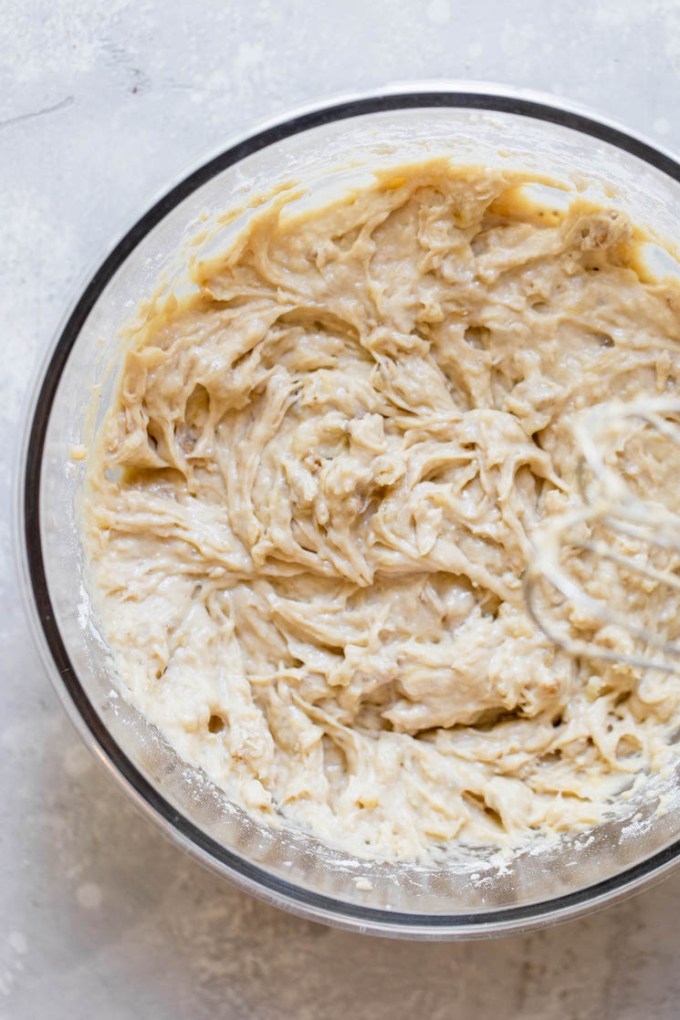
left=85, top=161, right=680, bottom=860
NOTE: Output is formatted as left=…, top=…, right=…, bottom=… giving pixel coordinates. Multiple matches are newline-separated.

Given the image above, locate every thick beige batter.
left=84, top=160, right=680, bottom=861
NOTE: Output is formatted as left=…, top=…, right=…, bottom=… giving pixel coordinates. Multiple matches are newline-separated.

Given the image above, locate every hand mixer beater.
left=525, top=396, right=680, bottom=675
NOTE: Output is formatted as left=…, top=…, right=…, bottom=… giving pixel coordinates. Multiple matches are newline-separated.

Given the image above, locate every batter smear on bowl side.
left=84, top=160, right=680, bottom=860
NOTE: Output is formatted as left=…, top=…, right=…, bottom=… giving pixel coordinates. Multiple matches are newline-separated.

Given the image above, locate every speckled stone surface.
left=2, top=2, right=680, bottom=1016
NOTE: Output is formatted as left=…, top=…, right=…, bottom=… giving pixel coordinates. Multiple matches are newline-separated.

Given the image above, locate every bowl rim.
left=19, top=83, right=680, bottom=940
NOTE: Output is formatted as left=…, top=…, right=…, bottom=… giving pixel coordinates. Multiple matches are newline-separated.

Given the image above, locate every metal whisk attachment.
left=525, top=396, right=680, bottom=674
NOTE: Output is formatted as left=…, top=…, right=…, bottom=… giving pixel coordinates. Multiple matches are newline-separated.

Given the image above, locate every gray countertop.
left=2, top=1, right=680, bottom=1017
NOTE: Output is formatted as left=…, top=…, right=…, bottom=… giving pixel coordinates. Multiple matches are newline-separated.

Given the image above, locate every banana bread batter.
left=84, top=160, right=680, bottom=860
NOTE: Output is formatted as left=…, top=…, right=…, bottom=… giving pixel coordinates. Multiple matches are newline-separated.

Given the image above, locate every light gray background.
left=2, top=1, right=680, bottom=1017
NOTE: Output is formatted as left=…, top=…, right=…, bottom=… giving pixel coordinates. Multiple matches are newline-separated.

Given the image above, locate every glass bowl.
left=19, top=84, right=680, bottom=940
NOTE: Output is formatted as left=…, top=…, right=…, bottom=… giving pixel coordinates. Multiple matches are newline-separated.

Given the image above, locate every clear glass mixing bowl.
left=19, top=85, right=680, bottom=939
